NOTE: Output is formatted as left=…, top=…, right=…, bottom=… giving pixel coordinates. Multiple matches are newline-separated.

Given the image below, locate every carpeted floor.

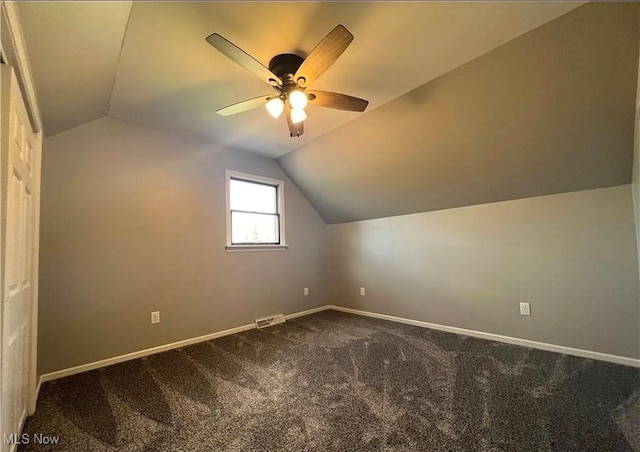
left=21, top=310, right=640, bottom=451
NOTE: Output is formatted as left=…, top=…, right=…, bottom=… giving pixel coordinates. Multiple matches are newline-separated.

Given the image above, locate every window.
left=226, top=170, right=287, bottom=250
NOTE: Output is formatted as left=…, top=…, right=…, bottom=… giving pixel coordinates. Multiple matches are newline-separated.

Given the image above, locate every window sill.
left=225, top=244, right=289, bottom=252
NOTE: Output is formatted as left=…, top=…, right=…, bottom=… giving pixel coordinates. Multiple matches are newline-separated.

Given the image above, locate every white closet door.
left=1, top=64, right=42, bottom=451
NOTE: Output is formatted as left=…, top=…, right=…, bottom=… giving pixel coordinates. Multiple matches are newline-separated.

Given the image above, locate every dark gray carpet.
left=21, top=310, right=640, bottom=451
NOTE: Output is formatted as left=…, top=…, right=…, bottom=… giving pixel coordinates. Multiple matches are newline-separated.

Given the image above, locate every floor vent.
left=255, top=314, right=286, bottom=329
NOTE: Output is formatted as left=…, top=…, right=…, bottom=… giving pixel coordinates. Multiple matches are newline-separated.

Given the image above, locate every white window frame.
left=225, top=170, right=288, bottom=251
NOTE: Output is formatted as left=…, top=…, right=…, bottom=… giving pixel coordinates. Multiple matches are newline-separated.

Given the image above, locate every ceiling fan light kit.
left=290, top=107, right=307, bottom=124
left=265, top=97, right=284, bottom=118
left=206, top=24, right=369, bottom=138
left=288, top=90, right=308, bottom=110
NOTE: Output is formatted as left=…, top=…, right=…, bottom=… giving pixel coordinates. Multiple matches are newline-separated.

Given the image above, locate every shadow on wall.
left=37, top=117, right=328, bottom=375
left=324, top=186, right=640, bottom=359
left=328, top=212, right=504, bottom=316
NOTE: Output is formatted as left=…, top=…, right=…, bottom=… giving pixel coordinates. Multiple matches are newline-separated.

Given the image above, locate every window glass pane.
left=230, top=179, right=277, bottom=214
left=231, top=212, right=279, bottom=244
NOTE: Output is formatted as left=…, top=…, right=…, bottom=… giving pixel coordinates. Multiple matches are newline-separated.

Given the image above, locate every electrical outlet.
left=360, top=287, right=366, bottom=296
left=519, top=303, right=531, bottom=316
left=304, top=287, right=309, bottom=296
left=151, top=311, right=160, bottom=324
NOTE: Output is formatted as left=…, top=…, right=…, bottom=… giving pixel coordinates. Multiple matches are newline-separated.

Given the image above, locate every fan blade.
left=307, top=90, right=368, bottom=112
left=294, top=25, right=353, bottom=87
left=217, top=95, right=272, bottom=116
left=286, top=104, right=304, bottom=137
left=206, top=33, right=282, bottom=87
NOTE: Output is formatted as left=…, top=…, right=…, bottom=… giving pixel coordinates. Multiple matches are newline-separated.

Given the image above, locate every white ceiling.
left=17, top=1, right=583, bottom=157
left=15, top=1, right=132, bottom=136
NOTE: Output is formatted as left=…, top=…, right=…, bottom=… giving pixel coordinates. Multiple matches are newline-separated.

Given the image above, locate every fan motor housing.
left=269, top=54, right=304, bottom=81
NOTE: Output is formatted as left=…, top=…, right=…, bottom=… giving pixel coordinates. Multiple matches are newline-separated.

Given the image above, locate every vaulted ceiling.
left=279, top=3, right=639, bottom=223
left=15, top=2, right=638, bottom=224
left=17, top=1, right=582, bottom=157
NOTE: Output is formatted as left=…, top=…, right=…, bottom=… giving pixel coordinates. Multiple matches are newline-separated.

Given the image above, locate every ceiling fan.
left=206, top=25, right=369, bottom=138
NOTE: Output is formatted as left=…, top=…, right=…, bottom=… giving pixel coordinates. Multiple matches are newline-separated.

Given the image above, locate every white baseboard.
left=328, top=305, right=640, bottom=368
left=37, top=303, right=639, bottom=387
left=40, top=322, right=255, bottom=383
left=40, top=305, right=332, bottom=383
left=30, top=375, right=43, bottom=414
left=284, top=305, right=331, bottom=320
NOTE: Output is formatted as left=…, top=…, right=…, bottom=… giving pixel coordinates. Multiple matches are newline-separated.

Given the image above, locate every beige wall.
left=325, top=186, right=640, bottom=359
left=1, top=65, right=10, bottom=292
left=38, top=117, right=327, bottom=374
left=38, top=119, right=639, bottom=373
left=634, top=23, right=640, bottom=286
left=36, top=3, right=640, bottom=374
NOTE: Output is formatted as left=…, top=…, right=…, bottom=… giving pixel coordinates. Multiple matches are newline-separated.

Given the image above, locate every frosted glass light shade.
left=265, top=97, right=284, bottom=118
left=288, top=90, right=308, bottom=109
left=290, top=107, right=307, bottom=124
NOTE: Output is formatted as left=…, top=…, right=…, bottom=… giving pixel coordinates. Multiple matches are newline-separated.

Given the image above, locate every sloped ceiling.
left=16, top=2, right=636, bottom=226
left=16, top=1, right=583, bottom=156
left=15, top=1, right=132, bottom=136
left=279, top=3, right=639, bottom=223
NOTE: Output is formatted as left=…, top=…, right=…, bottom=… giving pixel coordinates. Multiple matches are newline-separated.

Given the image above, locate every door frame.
left=1, top=0, right=43, bottom=416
